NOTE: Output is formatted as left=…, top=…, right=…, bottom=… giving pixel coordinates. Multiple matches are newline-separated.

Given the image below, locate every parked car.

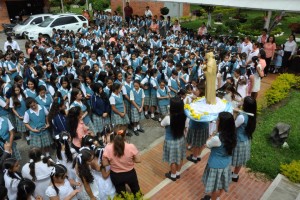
left=12, top=14, right=53, bottom=38
left=25, top=14, right=88, bottom=41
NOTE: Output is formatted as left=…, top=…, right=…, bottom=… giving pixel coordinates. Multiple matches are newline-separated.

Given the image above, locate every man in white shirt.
left=144, top=6, right=153, bottom=18
left=246, top=42, right=260, bottom=65
left=3, top=36, right=20, bottom=52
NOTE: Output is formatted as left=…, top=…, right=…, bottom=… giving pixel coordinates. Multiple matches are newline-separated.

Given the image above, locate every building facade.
left=111, top=0, right=190, bottom=18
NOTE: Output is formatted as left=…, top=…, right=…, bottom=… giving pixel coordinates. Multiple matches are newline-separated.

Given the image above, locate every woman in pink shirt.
left=102, top=125, right=141, bottom=196
left=258, top=49, right=267, bottom=76
left=264, top=35, right=276, bottom=75
left=67, top=106, right=92, bottom=152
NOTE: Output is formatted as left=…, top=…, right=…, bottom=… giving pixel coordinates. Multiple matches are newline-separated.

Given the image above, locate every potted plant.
left=160, top=7, right=169, bottom=15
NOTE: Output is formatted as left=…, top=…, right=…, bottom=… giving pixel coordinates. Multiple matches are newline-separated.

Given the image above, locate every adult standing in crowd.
left=161, top=97, right=186, bottom=181
left=282, top=34, right=297, bottom=72
left=198, top=23, right=208, bottom=37
left=144, top=6, right=153, bottom=18
left=3, top=36, right=20, bottom=52
left=201, top=112, right=237, bottom=200
left=239, top=36, right=252, bottom=56
left=257, top=29, right=269, bottom=46
left=102, top=125, right=141, bottom=196
left=124, top=2, right=133, bottom=26
left=264, top=35, right=276, bottom=75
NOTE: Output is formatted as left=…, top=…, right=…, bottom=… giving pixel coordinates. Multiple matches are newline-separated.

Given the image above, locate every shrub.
left=214, top=24, right=229, bottom=35
left=280, top=160, right=300, bottom=183
left=160, top=7, right=169, bottom=15
left=265, top=74, right=299, bottom=106
left=91, top=0, right=110, bottom=11
left=110, top=191, right=145, bottom=200
left=225, top=20, right=240, bottom=33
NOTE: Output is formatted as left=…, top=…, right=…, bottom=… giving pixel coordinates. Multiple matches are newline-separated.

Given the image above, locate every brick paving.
left=135, top=75, right=277, bottom=199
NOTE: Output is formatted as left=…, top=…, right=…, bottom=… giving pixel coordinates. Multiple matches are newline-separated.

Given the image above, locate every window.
left=78, top=16, right=87, bottom=21
left=31, top=17, right=43, bottom=25
left=65, top=16, right=78, bottom=24
left=50, top=18, right=68, bottom=27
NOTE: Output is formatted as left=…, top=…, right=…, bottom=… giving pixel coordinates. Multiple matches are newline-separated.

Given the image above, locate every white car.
left=26, top=14, right=88, bottom=41
left=12, top=14, right=53, bottom=38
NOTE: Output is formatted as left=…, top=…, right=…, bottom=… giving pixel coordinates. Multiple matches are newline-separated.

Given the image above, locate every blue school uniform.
left=0, top=96, right=9, bottom=117
left=70, top=101, right=91, bottom=125
left=131, top=59, right=141, bottom=71
left=157, top=88, right=169, bottom=106
left=169, top=77, right=179, bottom=96
left=58, top=87, right=69, bottom=99
left=104, top=86, right=111, bottom=97
left=24, top=88, right=37, bottom=98
left=51, top=113, right=67, bottom=136
left=35, top=94, right=52, bottom=111
left=180, top=73, right=188, bottom=89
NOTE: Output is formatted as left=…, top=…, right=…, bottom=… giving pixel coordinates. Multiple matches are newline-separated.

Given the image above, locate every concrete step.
left=260, top=174, right=300, bottom=200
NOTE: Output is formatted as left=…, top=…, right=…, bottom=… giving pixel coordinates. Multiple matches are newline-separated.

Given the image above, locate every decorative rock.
left=270, top=122, right=291, bottom=147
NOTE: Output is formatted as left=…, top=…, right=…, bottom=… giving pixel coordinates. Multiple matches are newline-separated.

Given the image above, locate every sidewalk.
left=135, top=74, right=277, bottom=199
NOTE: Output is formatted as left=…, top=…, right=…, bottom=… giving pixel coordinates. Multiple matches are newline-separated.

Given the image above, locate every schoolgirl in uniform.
left=140, top=70, right=150, bottom=119
left=3, top=158, right=22, bottom=200
left=84, top=73, right=94, bottom=103
left=0, top=67, right=11, bottom=83
left=109, top=83, right=130, bottom=129
left=130, top=80, right=145, bottom=135
left=149, top=68, right=159, bottom=121
left=232, top=97, right=257, bottom=182
left=168, top=70, right=180, bottom=97
left=123, top=73, right=133, bottom=126
left=179, top=66, right=189, bottom=89
left=104, top=77, right=113, bottom=97
left=201, top=112, right=237, bottom=200
left=70, top=88, right=95, bottom=134
left=3, top=54, right=18, bottom=84
left=186, top=83, right=209, bottom=163
left=157, top=80, right=170, bottom=122
left=23, top=97, right=52, bottom=155
left=91, top=83, right=111, bottom=135
left=10, top=84, right=27, bottom=136
left=46, top=164, right=80, bottom=200
left=48, top=97, right=68, bottom=136
left=233, top=69, right=248, bottom=99
left=21, top=148, right=54, bottom=200
left=24, top=79, right=37, bottom=98
left=73, top=148, right=100, bottom=200
left=35, top=85, right=53, bottom=111
left=58, top=77, right=71, bottom=100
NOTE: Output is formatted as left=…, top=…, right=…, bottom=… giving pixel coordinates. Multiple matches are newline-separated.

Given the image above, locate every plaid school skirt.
left=232, top=140, right=251, bottom=167
left=11, top=142, right=21, bottom=160
left=202, top=164, right=231, bottom=193
left=124, top=101, right=131, bottom=122
left=131, top=107, right=145, bottom=123
left=30, top=130, right=53, bottom=148
left=149, top=95, right=158, bottom=107
left=186, top=127, right=209, bottom=147
left=144, top=96, right=150, bottom=106
left=112, top=113, right=130, bottom=125
left=163, top=137, right=186, bottom=165
left=159, top=105, right=168, bottom=116
left=15, top=116, right=27, bottom=133
left=92, top=114, right=104, bottom=134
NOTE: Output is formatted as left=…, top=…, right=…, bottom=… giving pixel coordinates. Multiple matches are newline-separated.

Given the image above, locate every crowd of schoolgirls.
left=0, top=9, right=284, bottom=199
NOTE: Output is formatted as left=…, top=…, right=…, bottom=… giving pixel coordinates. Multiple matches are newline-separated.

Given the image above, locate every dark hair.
left=195, top=82, right=205, bottom=97
left=48, top=97, right=66, bottom=129
left=3, top=158, right=22, bottom=180
left=0, top=186, right=7, bottom=200
left=28, top=148, right=54, bottom=181
left=70, top=88, right=82, bottom=105
left=25, top=97, right=37, bottom=109
left=67, top=106, right=81, bottom=139
left=55, top=131, right=73, bottom=163
left=111, top=82, right=121, bottom=92
left=50, top=164, right=68, bottom=195
left=60, top=76, right=70, bottom=90
left=73, top=148, right=94, bottom=183
left=81, top=135, right=96, bottom=148
left=11, top=84, right=26, bottom=107
left=16, top=178, right=36, bottom=200
left=259, top=49, right=266, bottom=60
left=267, top=35, right=275, bottom=43
left=218, top=112, right=237, bottom=155
left=170, top=97, right=186, bottom=138
left=243, top=96, right=257, bottom=139
left=112, top=125, right=127, bottom=157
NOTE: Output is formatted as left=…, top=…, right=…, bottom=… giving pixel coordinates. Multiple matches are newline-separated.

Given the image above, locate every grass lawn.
left=182, top=5, right=300, bottom=45
left=246, top=90, right=300, bottom=179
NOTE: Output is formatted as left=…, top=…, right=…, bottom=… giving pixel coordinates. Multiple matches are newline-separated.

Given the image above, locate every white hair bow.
left=77, top=153, right=83, bottom=164
left=62, top=136, right=68, bottom=140
left=50, top=167, right=56, bottom=176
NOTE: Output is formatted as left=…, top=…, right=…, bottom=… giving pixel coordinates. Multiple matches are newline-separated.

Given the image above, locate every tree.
left=202, top=6, right=215, bottom=28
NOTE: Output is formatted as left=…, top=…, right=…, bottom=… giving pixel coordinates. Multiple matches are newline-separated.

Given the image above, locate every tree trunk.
left=264, top=10, right=272, bottom=31
left=207, top=12, right=212, bottom=27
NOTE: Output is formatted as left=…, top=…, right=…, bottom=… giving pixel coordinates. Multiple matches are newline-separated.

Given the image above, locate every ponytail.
left=113, top=125, right=126, bottom=157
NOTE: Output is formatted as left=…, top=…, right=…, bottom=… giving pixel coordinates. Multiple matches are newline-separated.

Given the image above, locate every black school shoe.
left=145, top=114, right=150, bottom=119
left=186, top=155, right=198, bottom=163
left=165, top=172, right=176, bottom=181
left=133, top=130, right=139, bottom=136
left=232, top=175, right=239, bottom=182
left=168, top=171, right=180, bottom=179
left=190, top=154, right=201, bottom=161
left=126, top=132, right=133, bottom=137
left=201, top=195, right=211, bottom=200
left=137, top=128, right=145, bottom=133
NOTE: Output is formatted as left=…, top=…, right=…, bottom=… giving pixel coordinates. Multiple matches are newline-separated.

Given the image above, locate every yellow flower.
left=221, top=99, right=227, bottom=103
left=204, top=112, right=209, bottom=115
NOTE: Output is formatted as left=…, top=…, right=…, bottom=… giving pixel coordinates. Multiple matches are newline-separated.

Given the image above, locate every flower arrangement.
left=184, top=100, right=209, bottom=120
